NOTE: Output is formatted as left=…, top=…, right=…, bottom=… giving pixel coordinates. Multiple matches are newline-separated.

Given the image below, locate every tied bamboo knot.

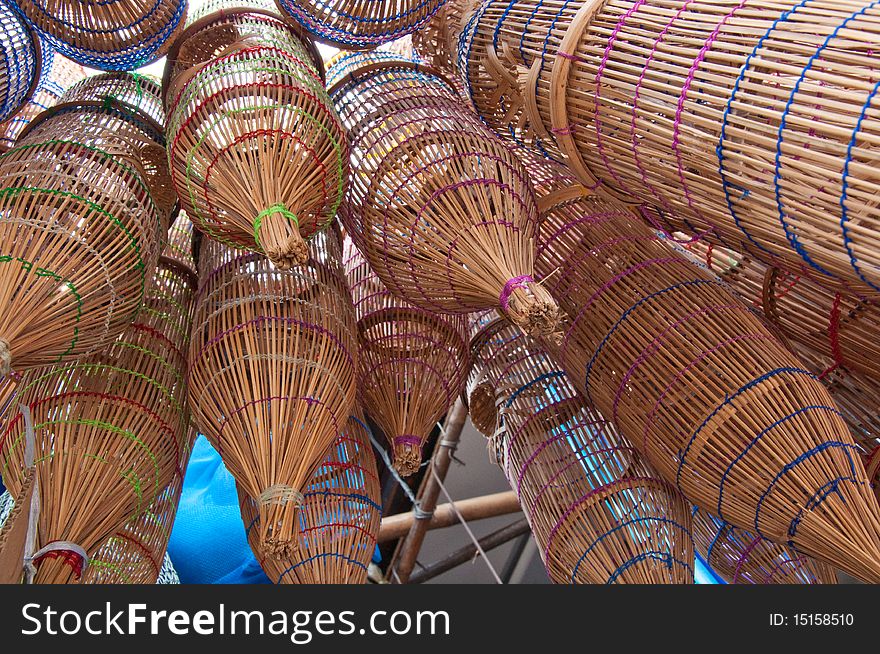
left=253, top=203, right=307, bottom=270
left=392, top=436, right=423, bottom=478
left=500, top=276, right=562, bottom=342
left=258, top=484, right=304, bottom=508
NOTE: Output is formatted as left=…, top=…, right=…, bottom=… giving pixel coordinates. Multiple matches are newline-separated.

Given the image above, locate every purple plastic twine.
left=393, top=435, right=422, bottom=446
left=499, top=275, right=535, bottom=310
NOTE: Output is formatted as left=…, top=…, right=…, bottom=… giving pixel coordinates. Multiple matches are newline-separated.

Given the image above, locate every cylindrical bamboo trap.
left=238, top=414, right=381, bottom=584
left=188, top=228, right=358, bottom=556
left=11, top=0, right=187, bottom=71
left=0, top=104, right=164, bottom=376
left=328, top=52, right=560, bottom=340
left=344, top=240, right=469, bottom=476
left=463, top=0, right=880, bottom=297
left=535, top=176, right=880, bottom=583
left=0, top=254, right=194, bottom=583
left=0, top=3, right=41, bottom=124
left=275, top=0, right=446, bottom=50
left=165, top=4, right=347, bottom=270
left=693, top=507, right=837, bottom=584
left=0, top=49, right=86, bottom=151
left=470, top=315, right=694, bottom=584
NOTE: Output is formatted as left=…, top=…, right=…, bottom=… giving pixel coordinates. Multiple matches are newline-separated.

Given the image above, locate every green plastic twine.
left=253, top=203, right=299, bottom=248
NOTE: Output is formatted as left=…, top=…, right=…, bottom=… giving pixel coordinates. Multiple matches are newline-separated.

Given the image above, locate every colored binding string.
left=253, top=203, right=300, bottom=247
left=818, top=293, right=845, bottom=380
left=393, top=435, right=422, bottom=447
left=30, top=542, right=90, bottom=580
left=730, top=534, right=762, bottom=584
left=499, top=275, right=535, bottom=311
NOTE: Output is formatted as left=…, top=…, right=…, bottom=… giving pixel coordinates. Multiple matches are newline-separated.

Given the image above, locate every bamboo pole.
left=407, top=518, right=532, bottom=585
left=391, top=398, right=469, bottom=583
left=379, top=491, right=521, bottom=543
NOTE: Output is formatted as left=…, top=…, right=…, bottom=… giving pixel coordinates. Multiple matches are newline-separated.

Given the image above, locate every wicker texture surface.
left=0, top=253, right=194, bottom=583
left=470, top=315, right=694, bottom=583
left=238, top=414, right=381, bottom=584
left=276, top=0, right=446, bottom=50
left=693, top=507, right=837, bottom=584
left=12, top=0, right=187, bottom=70
left=345, top=240, right=469, bottom=476
left=329, top=52, right=560, bottom=340
left=166, top=7, right=347, bottom=269
left=0, top=2, right=41, bottom=124
left=188, top=229, right=357, bottom=557
left=534, top=171, right=880, bottom=583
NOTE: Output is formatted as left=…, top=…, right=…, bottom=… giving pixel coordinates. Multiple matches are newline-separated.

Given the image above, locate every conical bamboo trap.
left=0, top=253, right=194, bottom=583
left=0, top=102, right=164, bottom=377
left=461, top=0, right=880, bottom=297
left=275, top=0, right=446, bottom=50
left=188, top=228, right=358, bottom=556
left=0, top=49, right=86, bottom=151
left=534, top=171, right=880, bottom=583
left=344, top=240, right=469, bottom=476
left=0, top=2, right=41, bottom=125
left=470, top=315, right=694, bottom=584
left=237, top=414, right=381, bottom=584
left=692, top=507, right=837, bottom=584
left=11, top=0, right=188, bottom=71
left=328, top=52, right=560, bottom=340
left=165, top=4, right=348, bottom=270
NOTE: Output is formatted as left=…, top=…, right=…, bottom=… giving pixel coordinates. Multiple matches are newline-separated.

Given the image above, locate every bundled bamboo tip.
left=503, top=281, right=562, bottom=340
left=391, top=440, right=423, bottom=477
left=256, top=211, right=309, bottom=270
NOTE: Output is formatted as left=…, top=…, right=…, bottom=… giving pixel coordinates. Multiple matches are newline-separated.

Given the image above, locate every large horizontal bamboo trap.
left=165, top=4, right=347, bottom=269
left=238, top=414, right=381, bottom=584
left=470, top=315, right=694, bottom=584
left=534, top=170, right=880, bottom=583
left=188, top=228, right=357, bottom=557
left=328, top=52, right=560, bottom=340
left=345, top=240, right=469, bottom=476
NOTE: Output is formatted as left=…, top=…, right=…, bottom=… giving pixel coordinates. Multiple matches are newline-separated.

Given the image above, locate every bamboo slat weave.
left=0, top=49, right=85, bottom=151
left=0, top=254, right=194, bottom=583
left=60, top=72, right=166, bottom=128
left=470, top=315, right=694, bottom=584
left=534, top=173, right=880, bottom=583
left=328, top=52, right=560, bottom=340
left=693, top=507, right=837, bottom=584
left=0, top=2, right=41, bottom=124
left=411, top=0, right=475, bottom=95
left=165, top=6, right=347, bottom=270
left=275, top=0, right=446, bottom=50
left=188, top=228, right=358, bottom=556
left=238, top=414, right=381, bottom=584
left=164, top=211, right=198, bottom=276
left=344, top=240, right=469, bottom=476
left=11, top=0, right=187, bottom=71
left=0, top=106, right=163, bottom=376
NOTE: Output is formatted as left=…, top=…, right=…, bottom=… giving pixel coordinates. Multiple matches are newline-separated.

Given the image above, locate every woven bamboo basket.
left=188, top=228, right=357, bottom=556
left=0, top=49, right=86, bottom=151
left=462, top=0, right=880, bottom=297
left=535, top=174, right=880, bottom=583
left=237, top=414, right=381, bottom=583
left=164, top=211, right=198, bottom=276
left=344, top=240, right=469, bottom=476
left=59, top=72, right=166, bottom=127
left=165, top=6, right=346, bottom=270
left=11, top=0, right=187, bottom=71
left=411, top=0, right=475, bottom=93
left=0, top=254, right=194, bottom=583
left=470, top=315, right=694, bottom=584
left=275, top=0, right=446, bottom=50
left=0, top=105, right=164, bottom=376
left=328, top=52, right=560, bottom=340
left=0, top=2, right=41, bottom=125
left=693, top=508, right=837, bottom=584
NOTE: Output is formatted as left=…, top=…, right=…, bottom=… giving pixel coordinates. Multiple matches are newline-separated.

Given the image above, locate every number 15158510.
left=770, top=614, right=854, bottom=627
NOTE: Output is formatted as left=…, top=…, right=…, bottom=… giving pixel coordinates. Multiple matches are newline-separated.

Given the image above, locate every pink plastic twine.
left=499, top=275, right=535, bottom=310
left=393, top=435, right=422, bottom=446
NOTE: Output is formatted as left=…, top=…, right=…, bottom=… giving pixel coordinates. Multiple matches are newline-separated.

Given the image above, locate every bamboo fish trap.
left=0, top=2, right=41, bottom=125
left=0, top=104, right=163, bottom=376
left=165, top=4, right=348, bottom=270
left=11, top=0, right=187, bottom=71
left=470, top=315, right=694, bottom=584
left=188, top=228, right=358, bottom=556
left=0, top=49, right=86, bottom=151
left=692, top=508, right=837, bottom=584
left=344, top=241, right=469, bottom=476
left=535, top=176, right=880, bottom=583
left=328, top=52, right=560, bottom=340
left=275, top=0, right=446, bottom=50
left=461, top=0, right=880, bottom=297
left=237, top=414, right=381, bottom=584
left=0, top=254, right=194, bottom=583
